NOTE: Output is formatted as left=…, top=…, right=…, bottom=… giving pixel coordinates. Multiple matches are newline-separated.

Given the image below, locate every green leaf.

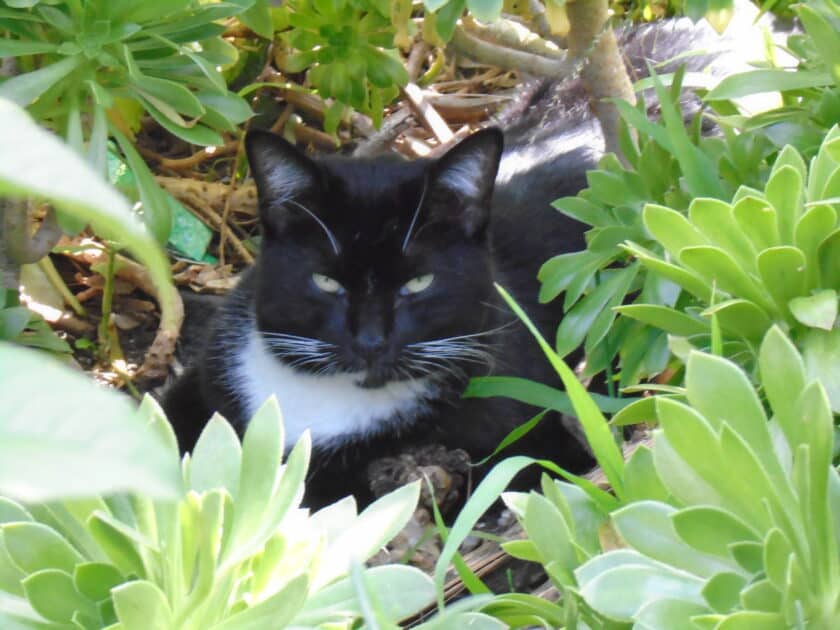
left=789, top=289, right=837, bottom=330
left=551, top=196, right=613, bottom=227
left=799, top=4, right=840, bottom=83
left=702, top=572, right=746, bottom=614
left=759, top=326, right=807, bottom=450
left=817, top=228, right=840, bottom=290
left=212, top=574, right=309, bottom=630
left=765, top=166, right=803, bottom=245
left=226, top=396, right=283, bottom=553
left=111, top=581, right=171, bottom=630
left=0, top=100, right=173, bottom=328
left=86, top=514, right=147, bottom=579
left=643, top=204, right=708, bottom=262
left=801, top=328, right=840, bottom=413
left=680, top=246, right=775, bottom=314
left=295, top=565, right=434, bottom=625
left=688, top=198, right=756, bottom=271
left=0, top=344, right=181, bottom=502
left=556, top=265, right=637, bottom=357
left=615, top=304, right=708, bottom=336
left=0, top=307, right=32, bottom=341
left=795, top=204, right=836, bottom=289
left=524, top=492, right=577, bottom=571
left=634, top=598, right=709, bottom=629
left=623, top=445, right=671, bottom=503
left=739, top=578, right=782, bottom=612
left=0, top=56, right=81, bottom=106
left=622, top=242, right=712, bottom=301
left=0, top=40, right=59, bottom=57
left=577, top=554, right=705, bottom=622
left=612, top=501, right=736, bottom=578
left=701, top=299, right=772, bottom=342
left=240, top=0, right=273, bottom=39
left=189, top=413, right=242, bottom=496
left=2, top=522, right=83, bottom=574
left=465, top=0, right=503, bottom=22
left=496, top=285, right=626, bottom=499
left=771, top=145, right=807, bottom=182
left=73, top=563, right=125, bottom=602
left=671, top=506, right=759, bottom=558
left=716, top=611, right=785, bottom=629
left=732, top=196, right=779, bottom=252
left=22, top=569, right=93, bottom=624
left=706, top=69, right=834, bottom=100
left=464, top=376, right=631, bottom=414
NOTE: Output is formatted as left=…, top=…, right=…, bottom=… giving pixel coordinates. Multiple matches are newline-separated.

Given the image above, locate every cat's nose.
left=352, top=332, right=386, bottom=360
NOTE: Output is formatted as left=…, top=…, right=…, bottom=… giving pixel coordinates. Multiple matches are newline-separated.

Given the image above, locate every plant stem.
left=37, top=255, right=87, bottom=317
left=565, top=0, right=636, bottom=162
left=97, top=245, right=117, bottom=359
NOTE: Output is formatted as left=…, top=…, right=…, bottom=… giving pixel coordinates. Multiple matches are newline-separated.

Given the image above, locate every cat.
left=163, top=7, right=779, bottom=508
left=163, top=125, right=595, bottom=508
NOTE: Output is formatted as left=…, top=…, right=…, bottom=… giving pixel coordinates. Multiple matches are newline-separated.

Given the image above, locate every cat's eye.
left=400, top=274, right=434, bottom=296
left=312, top=273, right=344, bottom=294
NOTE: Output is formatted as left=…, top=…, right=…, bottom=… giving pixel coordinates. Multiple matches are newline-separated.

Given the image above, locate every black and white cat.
left=164, top=126, right=594, bottom=507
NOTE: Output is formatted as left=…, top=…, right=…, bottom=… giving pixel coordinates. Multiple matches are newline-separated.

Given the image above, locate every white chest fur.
left=232, top=330, right=436, bottom=450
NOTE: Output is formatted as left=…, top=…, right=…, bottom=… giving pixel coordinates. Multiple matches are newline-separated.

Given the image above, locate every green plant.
left=539, top=0, right=840, bottom=389
left=441, top=323, right=839, bottom=628
left=619, top=125, right=840, bottom=412
left=0, top=342, right=447, bottom=629
left=0, top=0, right=254, bottom=242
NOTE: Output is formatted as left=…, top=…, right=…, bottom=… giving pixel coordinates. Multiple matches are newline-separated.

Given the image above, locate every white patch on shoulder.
left=232, top=329, right=436, bottom=450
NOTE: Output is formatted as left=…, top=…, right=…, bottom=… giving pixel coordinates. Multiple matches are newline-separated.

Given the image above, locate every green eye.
left=400, top=274, right=434, bottom=295
left=312, top=273, right=343, bottom=294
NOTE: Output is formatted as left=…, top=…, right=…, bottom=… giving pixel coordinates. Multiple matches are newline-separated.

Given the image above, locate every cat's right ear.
left=245, top=131, right=320, bottom=226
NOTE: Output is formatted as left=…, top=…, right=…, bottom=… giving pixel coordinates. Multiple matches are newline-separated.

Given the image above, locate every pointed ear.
left=426, top=128, right=503, bottom=237
left=245, top=130, right=320, bottom=232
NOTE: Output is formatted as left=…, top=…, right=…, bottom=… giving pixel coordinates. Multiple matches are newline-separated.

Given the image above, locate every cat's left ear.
left=427, top=128, right=503, bottom=237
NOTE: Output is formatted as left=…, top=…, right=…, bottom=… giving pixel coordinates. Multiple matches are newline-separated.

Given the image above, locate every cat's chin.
left=355, top=369, right=397, bottom=389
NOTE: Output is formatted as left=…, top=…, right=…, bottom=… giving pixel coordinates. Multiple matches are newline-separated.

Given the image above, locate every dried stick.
left=401, top=83, right=453, bottom=144
left=450, top=26, right=573, bottom=78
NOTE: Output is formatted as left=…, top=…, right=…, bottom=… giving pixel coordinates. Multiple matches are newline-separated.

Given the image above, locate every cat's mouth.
left=355, top=368, right=396, bottom=389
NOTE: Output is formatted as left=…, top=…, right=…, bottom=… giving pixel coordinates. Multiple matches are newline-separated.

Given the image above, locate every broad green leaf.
left=801, top=328, right=840, bottom=413
left=21, top=569, right=93, bottom=624
left=578, top=560, right=705, bottom=622
left=702, top=572, right=746, bottom=613
left=794, top=204, right=836, bottom=289
left=706, top=69, right=834, bottom=100
left=0, top=498, right=31, bottom=523
left=622, top=242, right=712, bottom=301
left=789, top=289, right=837, bottom=330
left=295, top=565, right=434, bottom=625
left=688, top=198, right=756, bottom=271
left=716, top=611, right=785, bottom=628
left=73, top=563, right=124, bottom=602
left=615, top=304, right=707, bottom=337
left=642, top=204, right=708, bottom=262
left=212, top=574, right=309, bottom=630
left=0, top=56, right=81, bottom=106
left=701, top=299, right=772, bottom=341
left=765, top=166, right=803, bottom=245
left=680, top=246, right=775, bottom=314
left=611, top=396, right=662, bottom=427
left=732, top=196, right=779, bottom=252
left=318, top=481, right=419, bottom=588
left=86, top=515, right=147, bottom=579
left=634, top=598, right=709, bottom=630
left=0, top=41, right=58, bottom=57
left=189, top=414, right=242, bottom=496
left=799, top=3, right=840, bottom=83
left=500, top=540, right=541, bottom=562
left=623, top=445, right=671, bottom=503
left=671, top=506, right=759, bottom=558
left=739, top=578, right=782, bottom=612
left=728, top=541, right=764, bottom=574
left=0, top=344, right=181, bottom=502
left=142, top=99, right=224, bottom=146
left=0, top=100, right=173, bottom=326
left=771, top=145, right=807, bottom=182
left=551, top=196, right=613, bottom=228
left=111, top=581, right=171, bottom=630
left=759, top=327, right=808, bottom=450
left=612, top=501, right=736, bottom=578
left=817, top=228, right=840, bottom=290
left=524, top=492, right=577, bottom=571
left=227, top=396, right=283, bottom=554
left=2, top=522, right=83, bottom=574
left=240, top=0, right=274, bottom=39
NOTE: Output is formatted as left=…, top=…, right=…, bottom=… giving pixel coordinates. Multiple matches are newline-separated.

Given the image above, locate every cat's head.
left=245, top=129, right=503, bottom=387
